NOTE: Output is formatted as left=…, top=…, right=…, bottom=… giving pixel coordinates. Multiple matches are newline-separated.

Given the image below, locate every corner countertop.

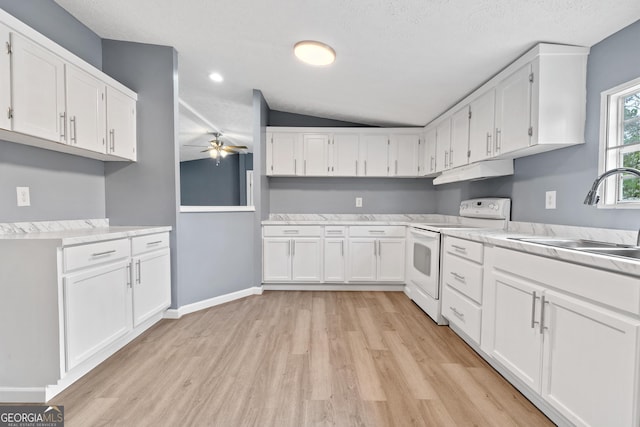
left=0, top=219, right=172, bottom=246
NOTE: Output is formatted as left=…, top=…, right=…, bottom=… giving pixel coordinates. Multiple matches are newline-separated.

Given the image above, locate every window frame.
left=598, top=75, right=640, bottom=209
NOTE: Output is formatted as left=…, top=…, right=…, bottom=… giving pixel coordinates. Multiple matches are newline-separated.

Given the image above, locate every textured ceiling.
left=55, top=0, right=640, bottom=160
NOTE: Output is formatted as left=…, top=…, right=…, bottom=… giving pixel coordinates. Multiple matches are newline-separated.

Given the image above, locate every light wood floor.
left=51, top=291, right=553, bottom=426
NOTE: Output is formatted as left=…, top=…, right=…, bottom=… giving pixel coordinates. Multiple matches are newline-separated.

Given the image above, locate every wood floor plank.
left=48, top=291, right=553, bottom=426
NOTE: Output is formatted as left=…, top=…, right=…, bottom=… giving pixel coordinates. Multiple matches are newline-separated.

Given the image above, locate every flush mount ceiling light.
left=294, top=40, right=336, bottom=66
left=209, top=72, right=224, bottom=83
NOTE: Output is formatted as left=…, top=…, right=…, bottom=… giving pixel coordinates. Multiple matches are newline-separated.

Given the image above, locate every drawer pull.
left=126, top=264, right=132, bottom=288
left=451, top=272, right=466, bottom=283
left=450, top=306, right=465, bottom=320
left=326, top=230, right=343, bottom=234
left=531, top=291, right=539, bottom=329
left=369, top=230, right=386, bottom=234
left=451, top=244, right=467, bottom=253
left=146, top=240, right=163, bottom=245
left=283, top=230, right=299, bottom=234
left=136, top=259, right=141, bottom=284
left=91, top=250, right=116, bottom=257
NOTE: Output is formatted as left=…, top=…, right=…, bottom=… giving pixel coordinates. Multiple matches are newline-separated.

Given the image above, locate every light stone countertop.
left=0, top=219, right=172, bottom=246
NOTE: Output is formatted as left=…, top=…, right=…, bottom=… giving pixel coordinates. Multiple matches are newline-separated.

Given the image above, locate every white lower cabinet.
left=64, top=260, right=131, bottom=370
left=323, top=227, right=346, bottom=282
left=131, top=234, right=171, bottom=327
left=484, top=246, right=640, bottom=427
left=291, top=238, right=322, bottom=281
left=347, top=226, right=405, bottom=283
left=262, top=226, right=322, bottom=283
left=347, top=239, right=377, bottom=281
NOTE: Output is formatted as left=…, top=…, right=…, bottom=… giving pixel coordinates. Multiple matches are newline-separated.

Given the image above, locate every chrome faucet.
left=584, top=167, right=640, bottom=246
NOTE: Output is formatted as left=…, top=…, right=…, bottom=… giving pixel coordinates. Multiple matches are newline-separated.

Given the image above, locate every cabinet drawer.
left=263, top=225, right=322, bottom=237
left=63, top=239, right=131, bottom=272
left=324, top=226, right=346, bottom=237
left=132, top=232, right=169, bottom=255
left=444, top=236, right=483, bottom=263
left=349, top=226, right=405, bottom=237
left=442, top=285, right=482, bottom=343
left=443, top=255, right=483, bottom=303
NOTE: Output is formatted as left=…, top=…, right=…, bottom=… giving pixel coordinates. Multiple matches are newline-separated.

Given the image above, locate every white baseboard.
left=262, top=284, right=405, bottom=291
left=164, top=286, right=263, bottom=319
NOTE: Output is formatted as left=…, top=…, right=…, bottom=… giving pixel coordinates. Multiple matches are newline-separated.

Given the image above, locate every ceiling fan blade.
left=200, top=148, right=214, bottom=153
left=184, top=144, right=209, bottom=148
left=225, top=145, right=248, bottom=149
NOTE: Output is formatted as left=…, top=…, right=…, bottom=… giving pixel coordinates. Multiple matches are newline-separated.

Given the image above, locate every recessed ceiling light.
left=209, top=72, right=224, bottom=83
left=294, top=40, right=336, bottom=66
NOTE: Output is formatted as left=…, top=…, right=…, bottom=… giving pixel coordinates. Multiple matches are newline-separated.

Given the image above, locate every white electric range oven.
left=406, top=198, right=510, bottom=324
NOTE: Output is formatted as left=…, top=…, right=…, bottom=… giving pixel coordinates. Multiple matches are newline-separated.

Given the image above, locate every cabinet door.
left=302, top=133, right=330, bottom=176
left=63, top=261, right=131, bottom=370
left=421, top=127, right=437, bottom=175
left=360, top=134, right=389, bottom=176
left=0, top=25, right=10, bottom=130
left=495, top=63, right=532, bottom=156
left=390, top=134, right=419, bottom=176
left=450, top=106, right=470, bottom=168
left=263, top=238, right=291, bottom=281
left=469, top=89, right=495, bottom=163
left=489, top=271, right=544, bottom=393
left=435, top=118, right=451, bottom=172
left=268, top=132, right=299, bottom=176
left=66, top=64, right=106, bottom=153
left=106, top=85, right=136, bottom=160
left=348, top=239, right=377, bottom=281
left=331, top=133, right=359, bottom=176
left=377, top=239, right=405, bottom=282
left=541, top=291, right=640, bottom=427
left=11, top=33, right=65, bottom=142
left=132, top=249, right=171, bottom=327
left=291, top=238, right=322, bottom=282
left=324, top=238, right=346, bottom=282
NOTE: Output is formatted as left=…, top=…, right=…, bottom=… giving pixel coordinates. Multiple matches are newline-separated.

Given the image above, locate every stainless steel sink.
left=508, top=237, right=640, bottom=260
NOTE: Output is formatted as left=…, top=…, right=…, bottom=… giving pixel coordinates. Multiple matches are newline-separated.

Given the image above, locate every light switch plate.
left=545, top=191, right=556, bottom=209
left=17, top=187, right=30, bottom=207
left=355, top=197, right=363, bottom=208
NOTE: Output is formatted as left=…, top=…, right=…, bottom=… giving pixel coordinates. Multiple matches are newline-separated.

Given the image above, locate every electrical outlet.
left=355, top=197, right=363, bottom=208
left=545, top=190, right=556, bottom=209
left=16, top=187, right=30, bottom=207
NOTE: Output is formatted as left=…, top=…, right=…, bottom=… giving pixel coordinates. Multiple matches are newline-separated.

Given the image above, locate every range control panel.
left=459, top=198, right=511, bottom=220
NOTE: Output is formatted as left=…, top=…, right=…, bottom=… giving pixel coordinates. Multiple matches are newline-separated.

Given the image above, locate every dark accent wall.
left=0, top=1, right=106, bottom=222
left=434, top=19, right=640, bottom=230
left=180, top=157, right=241, bottom=206
left=0, top=0, right=102, bottom=69
left=269, top=110, right=374, bottom=127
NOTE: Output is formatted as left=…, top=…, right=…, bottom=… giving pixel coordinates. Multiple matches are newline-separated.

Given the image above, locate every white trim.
left=262, top=284, right=405, bottom=291
left=164, top=286, right=263, bottom=319
left=180, top=205, right=256, bottom=213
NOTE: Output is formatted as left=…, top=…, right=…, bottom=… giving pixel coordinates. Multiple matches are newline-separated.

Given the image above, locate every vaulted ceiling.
left=55, top=0, right=640, bottom=159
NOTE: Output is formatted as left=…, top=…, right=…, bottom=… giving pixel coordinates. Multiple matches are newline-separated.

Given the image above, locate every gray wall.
left=102, top=41, right=181, bottom=307
left=180, top=157, right=241, bottom=206
left=269, top=110, right=372, bottom=127
left=0, top=1, right=106, bottom=222
left=0, top=0, right=102, bottom=69
left=253, top=90, right=269, bottom=287
left=435, top=19, right=640, bottom=230
left=270, top=177, right=436, bottom=214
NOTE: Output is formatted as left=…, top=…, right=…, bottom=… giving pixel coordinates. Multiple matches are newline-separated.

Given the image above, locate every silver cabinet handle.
left=364, top=160, right=367, bottom=175
left=146, top=240, right=163, bottom=246
left=304, top=159, right=307, bottom=175
left=292, top=240, right=295, bottom=256
left=430, top=156, right=435, bottom=172
left=288, top=240, right=292, bottom=256
left=450, top=306, right=465, bottom=320
left=126, top=264, right=132, bottom=288
left=355, top=160, right=358, bottom=175
left=395, top=159, right=398, bottom=175
left=531, top=292, right=538, bottom=328
left=451, top=244, right=467, bottom=253
left=109, top=129, right=115, bottom=152
left=294, top=159, right=297, bottom=174
left=373, top=240, right=377, bottom=256
left=369, top=230, right=385, bottom=234
left=60, top=112, right=66, bottom=140
left=70, top=116, right=77, bottom=144
left=486, top=132, right=492, bottom=155
left=136, top=259, right=141, bottom=284
left=444, top=151, right=449, bottom=168
left=451, top=272, right=465, bottom=283
left=378, top=240, right=381, bottom=257
left=283, top=230, right=299, bottom=234
left=449, top=149, right=454, bottom=167
left=540, top=295, right=549, bottom=333
left=495, top=128, right=501, bottom=153
left=341, top=240, right=344, bottom=256
left=91, top=250, right=116, bottom=257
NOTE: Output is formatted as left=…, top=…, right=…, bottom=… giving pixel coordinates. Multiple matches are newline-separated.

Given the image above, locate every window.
left=600, top=76, right=640, bottom=207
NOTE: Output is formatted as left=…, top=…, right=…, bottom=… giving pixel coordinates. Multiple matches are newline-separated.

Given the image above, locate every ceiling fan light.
left=220, top=150, right=228, bottom=158
left=294, top=40, right=336, bottom=66
left=209, top=150, right=218, bottom=159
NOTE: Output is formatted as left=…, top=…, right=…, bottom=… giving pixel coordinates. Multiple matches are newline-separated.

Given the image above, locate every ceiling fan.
left=185, top=132, right=248, bottom=165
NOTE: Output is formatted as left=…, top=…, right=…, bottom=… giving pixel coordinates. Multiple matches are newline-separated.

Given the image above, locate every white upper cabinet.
left=0, top=24, right=10, bottom=131
left=302, top=133, right=330, bottom=176
left=360, top=134, right=389, bottom=176
left=450, top=106, right=470, bottom=169
left=420, top=127, right=437, bottom=175
left=106, top=85, right=136, bottom=161
left=10, top=33, right=65, bottom=142
left=331, top=133, right=359, bottom=176
left=469, top=89, right=495, bottom=163
left=389, top=134, right=419, bottom=176
left=267, top=132, right=300, bottom=176
left=435, top=118, right=451, bottom=172
left=65, top=64, right=106, bottom=153
left=494, top=63, right=532, bottom=156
